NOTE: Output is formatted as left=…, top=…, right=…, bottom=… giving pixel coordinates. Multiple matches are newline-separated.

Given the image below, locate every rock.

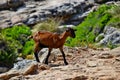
left=94, top=0, right=108, bottom=4
left=26, top=18, right=37, bottom=25
left=87, top=61, right=97, bottom=67
left=0, top=67, right=9, bottom=73
left=98, top=26, right=120, bottom=46
left=23, top=63, right=38, bottom=75
left=95, top=33, right=104, bottom=42
left=71, top=75, right=88, bottom=80
left=0, top=46, right=120, bottom=80
left=0, top=70, right=19, bottom=80
left=115, top=57, right=120, bottom=61
left=11, top=15, right=22, bottom=25
left=98, top=76, right=116, bottom=80
left=98, top=51, right=114, bottom=59
left=0, top=0, right=95, bottom=28
left=104, top=26, right=117, bottom=35
left=0, top=0, right=24, bottom=11
left=0, top=1, right=8, bottom=10
left=22, top=63, right=50, bottom=75
left=13, top=60, right=37, bottom=70
left=16, top=57, right=24, bottom=61
left=110, top=47, right=120, bottom=57
left=37, top=64, right=50, bottom=72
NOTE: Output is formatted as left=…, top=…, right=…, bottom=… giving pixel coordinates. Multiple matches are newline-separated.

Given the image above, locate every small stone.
left=115, top=57, right=120, bottom=61
left=110, top=47, right=120, bottom=57
left=71, top=75, right=88, bottom=80
left=98, top=52, right=113, bottom=59
left=98, top=76, right=115, bottom=80
left=23, top=64, right=38, bottom=75
left=0, top=67, right=9, bottom=73
left=87, top=61, right=97, bottom=67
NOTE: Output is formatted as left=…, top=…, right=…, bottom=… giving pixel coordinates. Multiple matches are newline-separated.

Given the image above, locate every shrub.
left=66, top=4, right=113, bottom=47
left=0, top=25, right=32, bottom=66
left=107, top=5, right=120, bottom=28
left=22, top=40, right=34, bottom=56
left=0, top=34, right=17, bottom=67
left=32, top=18, right=61, bottom=33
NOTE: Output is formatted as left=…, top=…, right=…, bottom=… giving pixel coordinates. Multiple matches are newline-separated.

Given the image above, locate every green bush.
left=0, top=25, right=32, bottom=66
left=0, top=34, right=17, bottom=67
left=66, top=4, right=113, bottom=47
left=22, top=40, right=34, bottom=56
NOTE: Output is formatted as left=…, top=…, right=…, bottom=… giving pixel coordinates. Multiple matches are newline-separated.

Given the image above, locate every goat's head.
left=66, top=28, right=76, bottom=38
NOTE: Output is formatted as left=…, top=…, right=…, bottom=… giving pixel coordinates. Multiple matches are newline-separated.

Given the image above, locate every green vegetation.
left=0, top=25, right=32, bottom=66
left=22, top=40, right=34, bottom=56
left=107, top=5, right=120, bottom=28
left=0, top=34, right=17, bottom=67
left=66, top=4, right=114, bottom=47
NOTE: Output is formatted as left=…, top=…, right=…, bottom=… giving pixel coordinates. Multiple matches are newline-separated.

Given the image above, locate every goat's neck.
left=59, top=31, right=69, bottom=44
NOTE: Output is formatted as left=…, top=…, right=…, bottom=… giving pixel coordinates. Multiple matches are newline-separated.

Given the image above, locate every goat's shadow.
left=48, top=63, right=65, bottom=67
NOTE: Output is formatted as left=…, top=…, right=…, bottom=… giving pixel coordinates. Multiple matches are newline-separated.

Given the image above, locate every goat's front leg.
left=45, top=48, right=52, bottom=64
left=34, top=42, right=42, bottom=62
left=59, top=47, right=68, bottom=65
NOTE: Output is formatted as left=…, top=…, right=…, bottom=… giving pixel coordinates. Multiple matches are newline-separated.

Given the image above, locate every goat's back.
left=33, top=31, right=61, bottom=47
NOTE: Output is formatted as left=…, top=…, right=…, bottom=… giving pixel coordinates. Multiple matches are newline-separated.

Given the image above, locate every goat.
left=29, top=28, right=76, bottom=65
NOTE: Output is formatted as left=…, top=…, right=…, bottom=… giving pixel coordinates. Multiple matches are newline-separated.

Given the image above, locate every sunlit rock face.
left=0, top=0, right=95, bottom=29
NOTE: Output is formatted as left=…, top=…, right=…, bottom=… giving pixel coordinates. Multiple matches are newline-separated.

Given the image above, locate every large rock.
left=0, top=63, right=50, bottom=80
left=0, top=0, right=95, bottom=28
left=97, top=26, right=120, bottom=46
left=110, top=46, right=120, bottom=57
left=0, top=0, right=24, bottom=11
left=0, top=67, right=9, bottom=73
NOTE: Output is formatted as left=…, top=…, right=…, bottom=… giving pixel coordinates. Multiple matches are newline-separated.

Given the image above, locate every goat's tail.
left=27, top=35, right=33, bottom=40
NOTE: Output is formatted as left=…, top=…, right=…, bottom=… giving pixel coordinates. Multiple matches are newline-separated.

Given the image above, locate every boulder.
left=0, top=67, right=9, bottom=73
left=0, top=0, right=95, bottom=28
left=0, top=0, right=24, bottom=11
left=11, top=15, right=22, bottom=25
left=0, top=70, right=19, bottom=80
left=98, top=26, right=120, bottom=46
left=0, top=63, right=50, bottom=80
left=110, top=47, right=120, bottom=57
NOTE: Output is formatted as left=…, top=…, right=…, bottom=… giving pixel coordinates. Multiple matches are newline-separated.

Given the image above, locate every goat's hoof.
left=35, top=60, right=40, bottom=63
left=65, top=62, right=68, bottom=65
left=45, top=62, right=48, bottom=65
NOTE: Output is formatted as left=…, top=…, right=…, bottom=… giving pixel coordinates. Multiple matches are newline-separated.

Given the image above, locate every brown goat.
left=29, top=28, right=76, bottom=65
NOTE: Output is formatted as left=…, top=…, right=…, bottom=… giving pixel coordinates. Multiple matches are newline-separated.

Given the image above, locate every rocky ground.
left=0, top=46, right=120, bottom=80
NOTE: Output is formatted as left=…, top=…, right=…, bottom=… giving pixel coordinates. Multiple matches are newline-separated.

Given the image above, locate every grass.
left=32, top=18, right=62, bottom=33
